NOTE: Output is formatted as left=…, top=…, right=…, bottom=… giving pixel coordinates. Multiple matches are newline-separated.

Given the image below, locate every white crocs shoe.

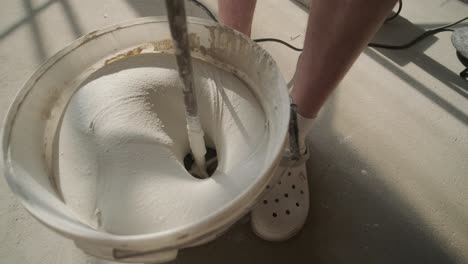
left=251, top=150, right=310, bottom=241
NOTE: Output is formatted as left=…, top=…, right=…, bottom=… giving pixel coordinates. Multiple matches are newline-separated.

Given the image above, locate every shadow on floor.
left=288, top=0, right=404, bottom=21
left=365, top=16, right=468, bottom=126
left=370, top=16, right=439, bottom=66
left=289, top=0, right=310, bottom=13
left=370, top=15, right=468, bottom=100
left=21, top=0, right=47, bottom=63
left=0, top=0, right=57, bottom=41
left=365, top=48, right=468, bottom=127
left=1, top=0, right=83, bottom=63
left=125, top=0, right=212, bottom=20
left=165, top=92, right=457, bottom=264
left=365, top=15, right=468, bottom=129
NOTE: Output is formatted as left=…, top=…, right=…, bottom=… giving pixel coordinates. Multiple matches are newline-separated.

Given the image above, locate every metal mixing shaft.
left=165, top=0, right=209, bottom=178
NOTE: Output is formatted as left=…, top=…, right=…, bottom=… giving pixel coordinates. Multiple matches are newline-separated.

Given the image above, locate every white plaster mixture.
left=55, top=53, right=267, bottom=235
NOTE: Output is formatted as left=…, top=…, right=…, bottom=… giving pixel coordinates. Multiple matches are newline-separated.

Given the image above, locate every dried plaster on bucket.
left=56, top=49, right=268, bottom=235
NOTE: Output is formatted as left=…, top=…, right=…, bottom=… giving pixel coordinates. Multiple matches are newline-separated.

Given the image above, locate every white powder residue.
left=55, top=53, right=267, bottom=235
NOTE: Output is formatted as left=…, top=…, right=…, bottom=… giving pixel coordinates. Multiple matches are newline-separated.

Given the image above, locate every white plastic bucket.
left=2, top=17, right=290, bottom=263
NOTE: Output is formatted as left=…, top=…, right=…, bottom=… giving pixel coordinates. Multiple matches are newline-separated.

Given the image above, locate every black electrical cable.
left=385, top=0, right=402, bottom=22
left=368, top=28, right=454, bottom=50
left=368, top=16, right=467, bottom=50
left=189, top=0, right=467, bottom=51
left=190, top=0, right=218, bottom=22
left=436, top=15, right=468, bottom=30
left=254, top=38, right=303, bottom=51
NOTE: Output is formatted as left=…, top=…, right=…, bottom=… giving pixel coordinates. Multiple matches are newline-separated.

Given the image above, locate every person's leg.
left=251, top=0, right=397, bottom=241
left=292, top=0, right=398, bottom=119
left=218, top=0, right=257, bottom=36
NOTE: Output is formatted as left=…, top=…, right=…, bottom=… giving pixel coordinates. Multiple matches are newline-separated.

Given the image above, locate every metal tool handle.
left=165, top=0, right=198, bottom=118
left=166, top=0, right=208, bottom=177
left=288, top=103, right=301, bottom=160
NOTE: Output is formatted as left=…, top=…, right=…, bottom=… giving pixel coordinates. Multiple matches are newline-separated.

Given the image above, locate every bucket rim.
left=1, top=16, right=290, bottom=251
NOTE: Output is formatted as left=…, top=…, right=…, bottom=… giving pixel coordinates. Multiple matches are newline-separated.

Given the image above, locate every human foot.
left=251, top=147, right=310, bottom=241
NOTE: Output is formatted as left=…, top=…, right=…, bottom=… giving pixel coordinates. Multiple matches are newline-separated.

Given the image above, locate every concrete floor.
left=1, top=0, right=468, bottom=263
